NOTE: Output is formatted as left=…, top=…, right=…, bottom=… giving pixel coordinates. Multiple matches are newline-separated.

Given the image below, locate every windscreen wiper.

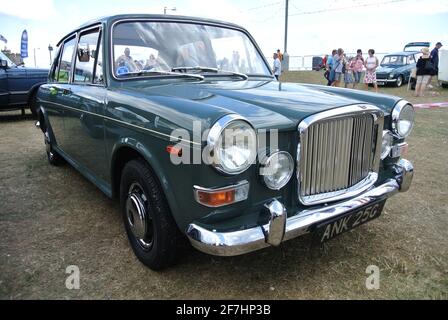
left=118, top=70, right=204, bottom=81
left=172, top=66, right=249, bottom=80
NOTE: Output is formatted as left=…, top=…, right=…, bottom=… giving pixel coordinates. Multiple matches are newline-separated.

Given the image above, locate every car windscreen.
left=0, top=51, right=16, bottom=67
left=381, top=55, right=405, bottom=66
left=111, top=21, right=271, bottom=78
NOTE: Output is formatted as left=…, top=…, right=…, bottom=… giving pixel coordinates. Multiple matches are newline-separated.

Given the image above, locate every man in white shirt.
left=273, top=53, right=282, bottom=81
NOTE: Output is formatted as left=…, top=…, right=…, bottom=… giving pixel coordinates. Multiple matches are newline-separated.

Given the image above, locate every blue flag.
left=20, top=30, right=28, bottom=58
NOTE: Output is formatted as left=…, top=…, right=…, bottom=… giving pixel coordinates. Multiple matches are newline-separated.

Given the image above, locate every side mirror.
left=77, top=43, right=90, bottom=63
left=0, top=59, right=8, bottom=68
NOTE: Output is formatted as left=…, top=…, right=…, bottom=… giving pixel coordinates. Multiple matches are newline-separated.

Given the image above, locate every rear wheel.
left=44, top=130, right=63, bottom=166
left=120, top=158, right=181, bottom=270
left=29, top=90, right=38, bottom=118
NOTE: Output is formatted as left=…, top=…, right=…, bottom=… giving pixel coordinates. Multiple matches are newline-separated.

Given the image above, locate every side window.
left=74, top=29, right=100, bottom=84
left=408, top=55, right=416, bottom=64
left=49, top=47, right=62, bottom=82
left=94, top=39, right=104, bottom=84
left=58, top=37, right=76, bottom=83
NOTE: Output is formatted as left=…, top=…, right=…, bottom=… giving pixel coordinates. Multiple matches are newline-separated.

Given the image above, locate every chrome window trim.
left=73, top=25, right=105, bottom=87
left=392, top=100, right=414, bottom=138
left=207, top=114, right=256, bottom=176
left=193, top=180, right=249, bottom=208
left=109, top=18, right=273, bottom=82
left=297, top=104, right=384, bottom=206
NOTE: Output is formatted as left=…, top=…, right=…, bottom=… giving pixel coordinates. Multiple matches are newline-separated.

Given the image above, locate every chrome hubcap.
left=126, top=183, right=153, bottom=250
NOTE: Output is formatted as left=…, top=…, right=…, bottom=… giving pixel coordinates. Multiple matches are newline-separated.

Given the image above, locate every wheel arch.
left=110, top=139, right=182, bottom=229
left=27, top=82, right=45, bottom=108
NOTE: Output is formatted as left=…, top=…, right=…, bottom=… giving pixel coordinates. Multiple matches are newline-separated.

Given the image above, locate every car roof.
left=384, top=51, right=418, bottom=56
left=57, top=14, right=247, bottom=46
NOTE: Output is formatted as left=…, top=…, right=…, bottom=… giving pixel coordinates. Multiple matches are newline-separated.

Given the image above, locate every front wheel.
left=395, top=75, right=403, bottom=87
left=120, top=159, right=181, bottom=270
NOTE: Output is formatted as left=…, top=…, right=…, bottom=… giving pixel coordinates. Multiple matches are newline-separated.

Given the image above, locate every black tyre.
left=120, top=158, right=181, bottom=270
left=29, top=90, right=38, bottom=118
left=395, top=75, right=403, bottom=87
left=44, top=130, right=63, bottom=166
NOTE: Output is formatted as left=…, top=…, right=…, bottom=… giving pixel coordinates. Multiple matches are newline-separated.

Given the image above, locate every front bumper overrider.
left=186, top=159, right=414, bottom=256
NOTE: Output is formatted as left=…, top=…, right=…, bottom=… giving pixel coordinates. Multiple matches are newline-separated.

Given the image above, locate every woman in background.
left=364, top=49, right=379, bottom=92
left=344, top=56, right=355, bottom=88
left=353, top=49, right=364, bottom=89
left=415, top=47, right=435, bottom=97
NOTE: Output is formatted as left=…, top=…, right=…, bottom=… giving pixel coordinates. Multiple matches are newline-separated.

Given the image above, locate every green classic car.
left=36, top=14, right=414, bottom=270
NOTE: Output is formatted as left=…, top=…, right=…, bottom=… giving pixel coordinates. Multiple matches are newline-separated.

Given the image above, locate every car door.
left=405, top=54, right=417, bottom=81
left=63, top=26, right=109, bottom=182
left=0, top=67, right=7, bottom=107
left=44, top=35, right=77, bottom=149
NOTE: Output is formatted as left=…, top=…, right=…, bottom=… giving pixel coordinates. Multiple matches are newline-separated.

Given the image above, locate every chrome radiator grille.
left=298, top=106, right=384, bottom=205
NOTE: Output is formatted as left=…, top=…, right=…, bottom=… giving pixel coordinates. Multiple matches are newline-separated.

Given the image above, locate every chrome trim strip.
left=9, top=90, right=29, bottom=95
left=38, top=99, right=201, bottom=146
left=186, top=157, right=414, bottom=256
left=193, top=180, right=249, bottom=208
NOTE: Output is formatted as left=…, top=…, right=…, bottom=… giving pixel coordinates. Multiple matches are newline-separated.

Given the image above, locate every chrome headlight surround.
left=392, top=100, right=415, bottom=138
left=207, top=114, right=257, bottom=175
left=260, top=151, right=294, bottom=190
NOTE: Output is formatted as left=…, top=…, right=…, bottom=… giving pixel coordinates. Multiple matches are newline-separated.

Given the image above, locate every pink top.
left=353, top=56, right=364, bottom=72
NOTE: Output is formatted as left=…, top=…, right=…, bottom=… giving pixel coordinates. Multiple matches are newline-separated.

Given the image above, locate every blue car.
left=376, top=51, right=421, bottom=87
left=0, top=51, right=48, bottom=116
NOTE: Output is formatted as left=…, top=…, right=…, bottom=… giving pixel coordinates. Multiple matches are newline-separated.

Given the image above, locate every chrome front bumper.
left=186, top=159, right=414, bottom=257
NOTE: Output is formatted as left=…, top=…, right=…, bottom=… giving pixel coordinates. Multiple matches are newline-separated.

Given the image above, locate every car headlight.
left=392, top=101, right=415, bottom=138
left=260, top=151, right=294, bottom=190
left=389, top=74, right=395, bottom=79
left=381, top=130, right=393, bottom=159
left=207, top=115, right=257, bottom=175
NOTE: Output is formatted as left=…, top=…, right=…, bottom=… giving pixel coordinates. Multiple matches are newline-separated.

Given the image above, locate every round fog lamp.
left=261, top=152, right=294, bottom=190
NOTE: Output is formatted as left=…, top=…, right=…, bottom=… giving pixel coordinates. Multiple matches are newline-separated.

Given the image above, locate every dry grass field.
left=0, top=73, right=447, bottom=299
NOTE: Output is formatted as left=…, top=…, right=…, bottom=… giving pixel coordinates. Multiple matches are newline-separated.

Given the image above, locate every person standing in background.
left=273, top=52, right=282, bottom=81
left=353, top=49, right=365, bottom=89
left=344, top=56, right=355, bottom=88
left=430, top=42, right=443, bottom=86
left=364, top=49, right=379, bottom=93
left=415, top=48, right=435, bottom=97
left=331, top=48, right=345, bottom=87
left=326, top=49, right=337, bottom=86
left=277, top=49, right=283, bottom=62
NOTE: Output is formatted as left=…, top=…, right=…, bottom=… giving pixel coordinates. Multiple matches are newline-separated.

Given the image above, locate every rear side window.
left=58, top=37, right=76, bottom=83
left=74, top=28, right=101, bottom=84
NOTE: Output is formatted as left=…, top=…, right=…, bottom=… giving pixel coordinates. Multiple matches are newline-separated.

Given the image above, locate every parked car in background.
left=0, top=51, right=48, bottom=116
left=36, top=14, right=414, bottom=270
left=376, top=51, right=420, bottom=87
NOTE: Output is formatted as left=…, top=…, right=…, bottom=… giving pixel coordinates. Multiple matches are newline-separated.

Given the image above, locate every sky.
left=0, top=0, right=447, bottom=68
